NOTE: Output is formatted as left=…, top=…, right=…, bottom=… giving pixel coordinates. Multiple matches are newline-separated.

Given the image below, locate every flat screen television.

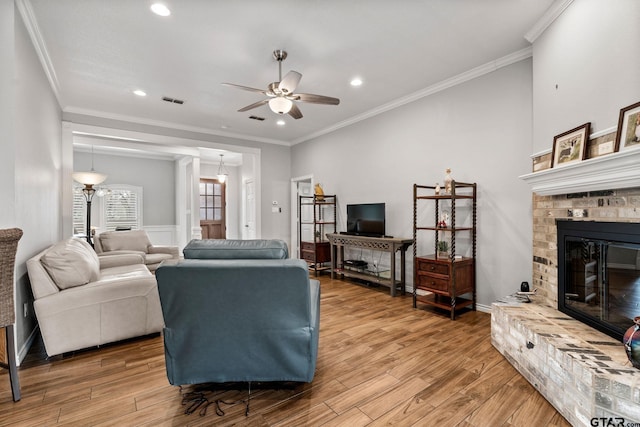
left=346, top=203, right=385, bottom=237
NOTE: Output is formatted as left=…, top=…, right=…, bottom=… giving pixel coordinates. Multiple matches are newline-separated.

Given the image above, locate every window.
left=72, top=184, right=143, bottom=234
left=200, top=179, right=224, bottom=221
left=73, top=189, right=87, bottom=235
left=104, top=185, right=143, bottom=231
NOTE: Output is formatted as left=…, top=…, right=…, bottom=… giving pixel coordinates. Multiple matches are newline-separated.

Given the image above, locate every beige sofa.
left=26, top=238, right=164, bottom=357
left=94, top=230, right=179, bottom=272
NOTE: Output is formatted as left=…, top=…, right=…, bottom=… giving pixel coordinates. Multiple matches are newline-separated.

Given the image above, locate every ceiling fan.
left=221, top=50, right=340, bottom=120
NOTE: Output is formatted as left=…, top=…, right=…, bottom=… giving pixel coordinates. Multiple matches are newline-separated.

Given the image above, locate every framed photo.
left=551, top=123, right=591, bottom=168
left=614, top=101, right=640, bottom=151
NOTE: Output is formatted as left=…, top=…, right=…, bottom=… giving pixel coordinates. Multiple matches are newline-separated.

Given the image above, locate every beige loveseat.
left=94, top=230, right=179, bottom=272
left=26, top=238, right=164, bottom=357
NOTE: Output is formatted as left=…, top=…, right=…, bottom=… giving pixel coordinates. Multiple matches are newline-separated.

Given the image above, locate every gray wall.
left=74, top=151, right=176, bottom=226
left=292, top=59, right=534, bottom=308
left=2, top=4, right=63, bottom=361
left=532, top=0, right=640, bottom=152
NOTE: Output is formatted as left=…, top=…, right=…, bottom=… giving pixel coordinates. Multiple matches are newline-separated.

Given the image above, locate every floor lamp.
left=73, top=170, right=107, bottom=247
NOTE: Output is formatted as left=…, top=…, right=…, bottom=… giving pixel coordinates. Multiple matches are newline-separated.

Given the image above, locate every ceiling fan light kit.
left=269, top=97, right=293, bottom=114
left=222, top=50, right=340, bottom=120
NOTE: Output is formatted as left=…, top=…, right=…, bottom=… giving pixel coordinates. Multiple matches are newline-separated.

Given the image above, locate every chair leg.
left=5, top=325, right=21, bottom=402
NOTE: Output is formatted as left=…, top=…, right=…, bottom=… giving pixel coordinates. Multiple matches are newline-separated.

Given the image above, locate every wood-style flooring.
left=0, top=276, right=569, bottom=426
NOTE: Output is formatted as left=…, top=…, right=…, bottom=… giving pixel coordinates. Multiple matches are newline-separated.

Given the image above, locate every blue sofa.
left=155, top=239, right=320, bottom=386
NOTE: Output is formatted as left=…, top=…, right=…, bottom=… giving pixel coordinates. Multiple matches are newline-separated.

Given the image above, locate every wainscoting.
left=143, top=225, right=178, bottom=246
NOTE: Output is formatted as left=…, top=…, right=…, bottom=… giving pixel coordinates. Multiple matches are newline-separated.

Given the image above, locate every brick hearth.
left=492, top=302, right=640, bottom=426
left=491, top=183, right=640, bottom=426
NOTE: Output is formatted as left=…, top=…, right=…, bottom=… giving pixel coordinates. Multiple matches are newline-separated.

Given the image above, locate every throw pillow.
left=41, top=239, right=100, bottom=289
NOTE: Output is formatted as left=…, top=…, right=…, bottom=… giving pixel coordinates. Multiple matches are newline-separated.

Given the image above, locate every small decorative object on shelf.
left=314, top=183, right=325, bottom=201
left=444, top=168, right=452, bottom=193
left=435, top=183, right=441, bottom=195
left=437, top=240, right=449, bottom=259
left=623, top=316, right=640, bottom=369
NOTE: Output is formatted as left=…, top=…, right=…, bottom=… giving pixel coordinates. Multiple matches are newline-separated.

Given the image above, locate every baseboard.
left=17, top=326, right=39, bottom=367
left=405, top=286, right=492, bottom=314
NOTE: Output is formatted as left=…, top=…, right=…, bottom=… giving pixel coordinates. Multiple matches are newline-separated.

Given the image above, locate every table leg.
left=390, top=248, right=396, bottom=297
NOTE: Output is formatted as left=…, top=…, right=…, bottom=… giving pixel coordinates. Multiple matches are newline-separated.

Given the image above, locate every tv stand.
left=326, top=233, right=413, bottom=297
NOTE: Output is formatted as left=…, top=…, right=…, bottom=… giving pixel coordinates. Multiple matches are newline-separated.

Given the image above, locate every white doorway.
left=290, top=175, right=313, bottom=259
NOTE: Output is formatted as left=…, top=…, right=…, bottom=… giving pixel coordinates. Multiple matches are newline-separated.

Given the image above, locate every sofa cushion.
left=99, top=230, right=151, bottom=253
left=183, top=239, right=289, bottom=259
left=41, top=239, right=100, bottom=290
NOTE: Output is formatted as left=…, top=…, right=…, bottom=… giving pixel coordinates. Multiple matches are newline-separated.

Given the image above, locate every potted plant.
left=437, top=240, right=449, bottom=259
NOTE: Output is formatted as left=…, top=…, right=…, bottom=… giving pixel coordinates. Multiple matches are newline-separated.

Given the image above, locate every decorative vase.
left=624, top=316, right=640, bottom=369
left=314, top=183, right=324, bottom=201
left=444, top=168, right=452, bottom=193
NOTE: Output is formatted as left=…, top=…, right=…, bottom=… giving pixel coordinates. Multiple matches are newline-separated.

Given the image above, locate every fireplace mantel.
left=519, top=148, right=640, bottom=196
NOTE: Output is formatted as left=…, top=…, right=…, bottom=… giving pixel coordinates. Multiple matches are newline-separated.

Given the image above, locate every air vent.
left=249, top=115, right=265, bottom=121
left=162, top=96, right=185, bottom=104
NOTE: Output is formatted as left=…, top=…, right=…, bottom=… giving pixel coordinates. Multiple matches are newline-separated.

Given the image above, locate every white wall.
left=10, top=6, right=63, bottom=360
left=292, top=59, right=534, bottom=308
left=0, top=0, right=15, bottom=228
left=532, top=0, right=640, bottom=152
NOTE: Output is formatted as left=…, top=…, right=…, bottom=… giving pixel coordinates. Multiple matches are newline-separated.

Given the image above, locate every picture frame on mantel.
left=614, top=101, right=640, bottom=151
left=550, top=122, right=591, bottom=168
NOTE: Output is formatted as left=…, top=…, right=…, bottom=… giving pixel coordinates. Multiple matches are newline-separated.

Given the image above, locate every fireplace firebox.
left=557, top=220, right=640, bottom=341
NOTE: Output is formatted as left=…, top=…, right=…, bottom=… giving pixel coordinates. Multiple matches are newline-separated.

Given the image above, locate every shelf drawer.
left=301, top=241, right=316, bottom=251
left=416, top=259, right=449, bottom=276
left=302, top=251, right=316, bottom=262
left=416, top=273, right=450, bottom=292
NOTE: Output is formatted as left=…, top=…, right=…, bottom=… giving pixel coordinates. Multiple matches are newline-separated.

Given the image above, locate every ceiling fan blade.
left=237, top=99, right=268, bottom=112
left=293, top=93, right=340, bottom=105
left=288, top=103, right=303, bottom=119
left=221, top=83, right=267, bottom=95
left=278, top=71, right=302, bottom=94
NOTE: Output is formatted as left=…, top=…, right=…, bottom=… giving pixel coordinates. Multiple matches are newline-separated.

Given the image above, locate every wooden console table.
left=326, top=233, right=413, bottom=297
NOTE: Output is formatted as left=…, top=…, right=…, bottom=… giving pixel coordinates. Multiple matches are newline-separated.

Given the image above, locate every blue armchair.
left=156, top=254, right=320, bottom=385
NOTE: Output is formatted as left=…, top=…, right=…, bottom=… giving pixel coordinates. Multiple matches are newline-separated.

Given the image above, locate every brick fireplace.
left=532, top=187, right=640, bottom=308
left=491, top=143, right=640, bottom=426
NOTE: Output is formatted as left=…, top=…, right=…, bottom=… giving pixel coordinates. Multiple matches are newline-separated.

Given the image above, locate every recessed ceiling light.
left=350, top=78, right=363, bottom=87
left=276, top=120, right=286, bottom=126
left=150, top=3, right=171, bottom=16
left=133, top=90, right=147, bottom=96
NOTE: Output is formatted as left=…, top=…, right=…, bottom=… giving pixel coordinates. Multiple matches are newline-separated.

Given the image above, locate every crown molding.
left=524, top=0, right=574, bottom=43
left=63, top=106, right=290, bottom=147
left=16, top=0, right=62, bottom=106
left=292, top=47, right=533, bottom=145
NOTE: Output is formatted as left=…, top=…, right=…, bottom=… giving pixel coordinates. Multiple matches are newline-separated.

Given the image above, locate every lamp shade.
left=269, top=97, right=293, bottom=114
left=72, top=171, right=107, bottom=186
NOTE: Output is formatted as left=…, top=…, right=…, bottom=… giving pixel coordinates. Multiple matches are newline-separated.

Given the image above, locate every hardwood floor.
left=0, top=276, right=569, bottom=426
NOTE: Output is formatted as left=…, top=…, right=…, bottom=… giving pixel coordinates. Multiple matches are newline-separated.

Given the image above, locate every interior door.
left=200, top=178, right=226, bottom=239
left=243, top=178, right=256, bottom=239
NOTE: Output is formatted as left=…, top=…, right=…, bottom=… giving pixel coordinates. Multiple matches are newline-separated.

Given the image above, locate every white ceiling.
left=24, top=0, right=557, bottom=146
